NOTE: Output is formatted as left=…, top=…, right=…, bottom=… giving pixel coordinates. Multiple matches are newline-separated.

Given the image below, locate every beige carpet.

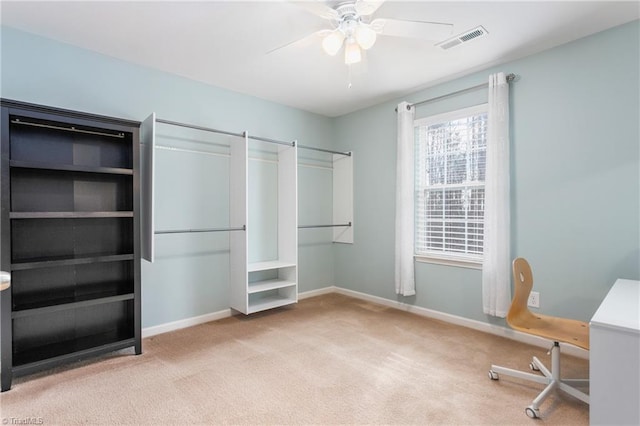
left=1, top=293, right=589, bottom=425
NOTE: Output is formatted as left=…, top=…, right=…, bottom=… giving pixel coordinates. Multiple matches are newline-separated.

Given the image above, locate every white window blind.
left=414, top=104, right=488, bottom=263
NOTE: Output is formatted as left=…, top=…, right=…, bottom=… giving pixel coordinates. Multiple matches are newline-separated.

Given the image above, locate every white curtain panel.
left=395, top=101, right=416, bottom=296
left=482, top=72, right=511, bottom=317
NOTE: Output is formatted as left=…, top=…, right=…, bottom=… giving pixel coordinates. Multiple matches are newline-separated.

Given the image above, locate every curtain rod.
left=396, top=73, right=516, bottom=112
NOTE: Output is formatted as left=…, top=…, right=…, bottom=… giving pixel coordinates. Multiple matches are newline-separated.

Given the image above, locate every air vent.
left=437, top=26, right=488, bottom=50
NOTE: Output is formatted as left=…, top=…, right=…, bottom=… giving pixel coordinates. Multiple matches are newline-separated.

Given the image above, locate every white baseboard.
left=142, top=309, right=232, bottom=338
left=141, top=285, right=588, bottom=360
left=141, top=286, right=336, bottom=338
left=332, top=286, right=589, bottom=360
left=298, top=286, right=336, bottom=299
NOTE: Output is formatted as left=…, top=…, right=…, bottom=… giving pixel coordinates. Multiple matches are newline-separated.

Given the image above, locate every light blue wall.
left=333, top=20, right=640, bottom=324
left=2, top=20, right=638, bottom=331
left=0, top=26, right=336, bottom=328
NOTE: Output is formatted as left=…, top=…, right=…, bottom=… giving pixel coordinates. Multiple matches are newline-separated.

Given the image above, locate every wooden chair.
left=488, top=257, right=589, bottom=419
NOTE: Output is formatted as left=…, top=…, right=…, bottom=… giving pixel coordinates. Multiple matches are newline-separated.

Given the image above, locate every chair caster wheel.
left=525, top=406, right=539, bottom=419
left=529, top=362, right=540, bottom=371
left=488, top=370, right=498, bottom=380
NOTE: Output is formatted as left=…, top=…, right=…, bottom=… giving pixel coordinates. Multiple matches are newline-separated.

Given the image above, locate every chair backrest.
left=506, top=257, right=536, bottom=326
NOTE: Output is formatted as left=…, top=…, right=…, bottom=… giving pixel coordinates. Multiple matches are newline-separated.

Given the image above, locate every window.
left=414, top=104, right=488, bottom=266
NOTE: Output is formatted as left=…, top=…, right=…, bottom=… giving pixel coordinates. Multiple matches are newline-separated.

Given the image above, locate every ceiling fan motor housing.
left=336, top=4, right=364, bottom=33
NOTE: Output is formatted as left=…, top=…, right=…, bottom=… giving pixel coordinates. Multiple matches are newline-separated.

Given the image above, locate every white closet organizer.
left=331, top=151, right=353, bottom=244
left=230, top=134, right=298, bottom=314
left=140, top=114, right=300, bottom=314
left=296, top=148, right=353, bottom=243
left=140, top=113, right=247, bottom=263
left=140, top=113, right=354, bottom=314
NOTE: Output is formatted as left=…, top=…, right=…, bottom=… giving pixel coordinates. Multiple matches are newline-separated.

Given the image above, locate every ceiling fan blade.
left=291, top=1, right=339, bottom=21
left=266, top=29, right=331, bottom=55
left=354, top=0, right=385, bottom=16
left=371, top=18, right=453, bottom=41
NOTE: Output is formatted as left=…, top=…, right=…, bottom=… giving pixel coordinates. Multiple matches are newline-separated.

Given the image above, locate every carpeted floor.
left=0, top=293, right=589, bottom=425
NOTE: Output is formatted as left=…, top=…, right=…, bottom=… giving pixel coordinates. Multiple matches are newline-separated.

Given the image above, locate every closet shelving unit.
left=0, top=99, right=141, bottom=392
left=297, top=145, right=353, bottom=244
left=331, top=151, right=354, bottom=244
left=141, top=114, right=353, bottom=315
left=230, top=133, right=298, bottom=314
left=141, top=115, right=298, bottom=315
left=140, top=114, right=248, bottom=262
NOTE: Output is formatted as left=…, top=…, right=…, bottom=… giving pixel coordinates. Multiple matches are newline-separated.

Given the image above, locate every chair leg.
left=531, top=356, right=551, bottom=377
left=559, top=381, right=590, bottom=404
left=531, top=379, right=557, bottom=409
left=488, top=341, right=589, bottom=418
left=489, top=364, right=549, bottom=385
left=562, top=378, right=589, bottom=387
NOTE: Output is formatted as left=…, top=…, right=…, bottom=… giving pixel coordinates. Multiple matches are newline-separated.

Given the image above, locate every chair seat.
left=509, top=312, right=589, bottom=350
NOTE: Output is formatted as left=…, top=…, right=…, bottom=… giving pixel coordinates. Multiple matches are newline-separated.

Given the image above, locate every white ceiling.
left=1, top=1, right=638, bottom=117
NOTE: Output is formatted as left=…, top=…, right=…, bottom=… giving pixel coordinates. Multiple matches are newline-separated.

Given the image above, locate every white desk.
left=590, top=279, right=640, bottom=425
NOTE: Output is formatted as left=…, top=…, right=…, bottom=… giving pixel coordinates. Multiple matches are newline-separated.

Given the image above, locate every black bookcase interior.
left=0, top=100, right=141, bottom=391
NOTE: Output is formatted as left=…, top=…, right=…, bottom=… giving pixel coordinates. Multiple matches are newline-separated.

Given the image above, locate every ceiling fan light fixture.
left=344, top=38, right=362, bottom=64
left=355, top=24, right=377, bottom=50
left=322, top=30, right=345, bottom=56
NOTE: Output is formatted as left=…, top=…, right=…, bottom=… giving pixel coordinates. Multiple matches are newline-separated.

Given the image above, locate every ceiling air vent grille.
left=437, top=26, right=488, bottom=50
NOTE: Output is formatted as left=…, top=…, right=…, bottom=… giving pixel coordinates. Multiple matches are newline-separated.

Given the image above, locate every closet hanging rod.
left=156, top=118, right=244, bottom=138
left=155, top=225, right=246, bottom=235
left=10, top=119, right=125, bottom=138
left=298, top=222, right=352, bottom=229
left=396, top=73, right=516, bottom=111
left=155, top=115, right=350, bottom=151
left=247, top=135, right=295, bottom=147
left=156, top=117, right=294, bottom=147
left=298, top=145, right=351, bottom=157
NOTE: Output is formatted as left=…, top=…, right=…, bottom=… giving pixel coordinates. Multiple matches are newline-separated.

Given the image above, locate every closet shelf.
left=248, top=260, right=296, bottom=272
left=12, top=292, right=134, bottom=318
left=10, top=160, right=133, bottom=176
left=248, top=279, right=296, bottom=294
left=10, top=212, right=134, bottom=219
left=248, top=295, right=297, bottom=314
left=11, top=253, right=134, bottom=271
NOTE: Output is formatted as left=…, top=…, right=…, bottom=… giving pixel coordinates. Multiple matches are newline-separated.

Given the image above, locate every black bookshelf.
left=0, top=99, right=142, bottom=391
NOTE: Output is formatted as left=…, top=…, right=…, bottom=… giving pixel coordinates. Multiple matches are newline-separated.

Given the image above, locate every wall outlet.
left=528, top=291, right=540, bottom=308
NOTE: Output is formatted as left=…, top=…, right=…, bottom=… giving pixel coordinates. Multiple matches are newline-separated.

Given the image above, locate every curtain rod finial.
left=395, top=102, right=413, bottom=113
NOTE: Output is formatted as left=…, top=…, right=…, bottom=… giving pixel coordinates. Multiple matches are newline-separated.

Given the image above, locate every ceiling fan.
left=276, top=0, right=454, bottom=65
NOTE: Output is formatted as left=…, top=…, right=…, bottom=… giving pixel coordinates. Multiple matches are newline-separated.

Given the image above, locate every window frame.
left=413, top=103, right=489, bottom=269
